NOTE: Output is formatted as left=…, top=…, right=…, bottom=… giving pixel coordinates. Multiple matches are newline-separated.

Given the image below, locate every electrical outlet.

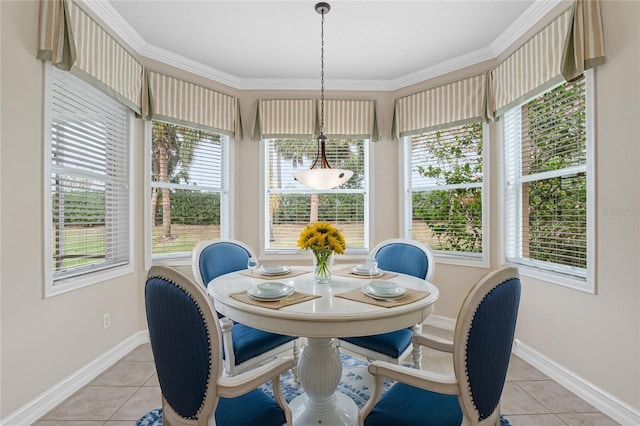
left=103, top=313, right=111, bottom=330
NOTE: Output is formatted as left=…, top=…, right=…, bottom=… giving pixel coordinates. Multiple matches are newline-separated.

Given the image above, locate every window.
left=404, top=122, right=486, bottom=262
left=45, top=66, right=132, bottom=296
left=264, top=138, right=368, bottom=255
left=503, top=73, right=593, bottom=291
left=149, top=121, right=229, bottom=260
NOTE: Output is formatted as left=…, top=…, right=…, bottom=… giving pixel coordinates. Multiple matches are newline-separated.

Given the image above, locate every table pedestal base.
left=291, top=337, right=357, bottom=426
left=290, top=392, right=357, bottom=426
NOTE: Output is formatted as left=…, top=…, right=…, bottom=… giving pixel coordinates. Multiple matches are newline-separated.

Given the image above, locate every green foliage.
left=527, top=176, right=586, bottom=267
left=53, top=190, right=105, bottom=225
left=412, top=122, right=483, bottom=253
left=154, top=190, right=221, bottom=225
left=272, top=193, right=364, bottom=223
left=524, top=78, right=587, bottom=268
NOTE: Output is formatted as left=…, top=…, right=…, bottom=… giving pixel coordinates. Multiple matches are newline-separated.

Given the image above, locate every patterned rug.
left=137, top=352, right=511, bottom=425
left=257, top=352, right=391, bottom=408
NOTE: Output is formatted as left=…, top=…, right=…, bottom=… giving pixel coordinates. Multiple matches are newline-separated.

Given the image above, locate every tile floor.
left=34, top=342, right=620, bottom=425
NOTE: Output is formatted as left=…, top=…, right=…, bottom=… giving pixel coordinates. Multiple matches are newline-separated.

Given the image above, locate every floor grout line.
left=34, top=344, right=620, bottom=425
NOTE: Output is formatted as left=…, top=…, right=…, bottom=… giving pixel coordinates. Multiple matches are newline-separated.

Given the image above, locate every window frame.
left=259, top=138, right=370, bottom=260
left=401, top=122, right=490, bottom=267
left=501, top=70, right=595, bottom=293
left=43, top=64, right=134, bottom=298
left=144, top=120, right=232, bottom=268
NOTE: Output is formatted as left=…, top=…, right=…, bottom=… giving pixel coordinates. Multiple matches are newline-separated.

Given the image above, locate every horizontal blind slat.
left=50, top=67, right=130, bottom=283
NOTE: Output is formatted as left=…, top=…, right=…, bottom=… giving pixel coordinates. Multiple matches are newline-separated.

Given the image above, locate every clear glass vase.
left=313, top=250, right=334, bottom=284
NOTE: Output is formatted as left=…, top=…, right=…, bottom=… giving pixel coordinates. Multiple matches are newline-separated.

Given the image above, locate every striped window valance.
left=487, top=8, right=572, bottom=118
left=486, top=0, right=605, bottom=119
left=147, top=71, right=240, bottom=137
left=252, top=99, right=316, bottom=140
left=38, top=0, right=143, bottom=113
left=561, top=0, right=605, bottom=82
left=37, top=0, right=75, bottom=71
left=393, top=75, right=485, bottom=139
left=322, top=100, right=379, bottom=141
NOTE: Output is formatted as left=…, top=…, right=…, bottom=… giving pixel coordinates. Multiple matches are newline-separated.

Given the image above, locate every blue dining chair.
left=359, top=266, right=521, bottom=426
left=192, top=239, right=300, bottom=377
left=338, top=238, right=435, bottom=368
left=145, top=265, right=294, bottom=426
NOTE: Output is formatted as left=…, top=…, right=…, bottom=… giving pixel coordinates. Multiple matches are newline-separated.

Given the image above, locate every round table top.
left=207, top=266, right=439, bottom=338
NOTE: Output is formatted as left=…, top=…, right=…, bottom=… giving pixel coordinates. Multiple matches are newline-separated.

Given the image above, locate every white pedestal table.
left=207, top=267, right=439, bottom=426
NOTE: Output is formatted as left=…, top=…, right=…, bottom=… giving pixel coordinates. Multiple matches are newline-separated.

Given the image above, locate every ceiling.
left=98, top=0, right=559, bottom=90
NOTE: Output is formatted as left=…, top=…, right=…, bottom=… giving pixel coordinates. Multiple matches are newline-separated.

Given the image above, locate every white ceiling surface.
left=102, top=0, right=561, bottom=90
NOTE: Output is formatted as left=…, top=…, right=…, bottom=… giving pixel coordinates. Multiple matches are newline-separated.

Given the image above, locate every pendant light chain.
left=292, top=2, right=353, bottom=190
left=320, top=8, right=325, bottom=135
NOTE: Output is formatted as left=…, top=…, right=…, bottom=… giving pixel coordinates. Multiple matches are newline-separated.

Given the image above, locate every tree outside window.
left=407, top=122, right=484, bottom=255
left=150, top=121, right=228, bottom=257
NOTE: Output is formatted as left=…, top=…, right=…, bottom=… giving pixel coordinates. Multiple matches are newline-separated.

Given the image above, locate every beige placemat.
left=333, top=267, right=398, bottom=280
left=238, top=269, right=311, bottom=280
left=229, top=291, right=321, bottom=310
left=335, top=287, right=430, bottom=308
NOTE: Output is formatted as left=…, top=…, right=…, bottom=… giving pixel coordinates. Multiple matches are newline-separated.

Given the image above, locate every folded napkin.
left=335, top=287, right=430, bottom=308
left=238, top=269, right=311, bottom=280
left=229, top=290, right=320, bottom=310
left=333, top=267, right=398, bottom=280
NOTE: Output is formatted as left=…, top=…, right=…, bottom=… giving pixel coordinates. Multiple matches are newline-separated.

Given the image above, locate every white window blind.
left=49, top=66, right=130, bottom=286
left=404, top=122, right=484, bottom=257
left=264, top=139, right=368, bottom=254
left=150, top=121, right=229, bottom=258
left=504, top=76, right=588, bottom=281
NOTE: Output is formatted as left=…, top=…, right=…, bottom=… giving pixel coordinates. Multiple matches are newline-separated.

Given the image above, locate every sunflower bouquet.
left=297, top=222, right=346, bottom=282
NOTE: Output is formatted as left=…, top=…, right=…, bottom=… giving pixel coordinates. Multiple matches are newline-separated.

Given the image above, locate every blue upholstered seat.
left=191, top=239, right=299, bottom=376
left=339, top=239, right=435, bottom=368
left=216, top=390, right=287, bottom=426
left=340, top=328, right=414, bottom=358
left=231, top=323, right=298, bottom=365
left=145, top=266, right=293, bottom=426
left=359, top=267, right=521, bottom=426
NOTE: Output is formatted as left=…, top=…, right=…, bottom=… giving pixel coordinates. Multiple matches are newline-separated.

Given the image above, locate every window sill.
left=509, top=262, right=594, bottom=294
left=434, top=252, right=489, bottom=269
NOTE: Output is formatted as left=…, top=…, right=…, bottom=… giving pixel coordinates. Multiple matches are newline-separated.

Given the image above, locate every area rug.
left=257, top=352, right=391, bottom=408
left=137, top=352, right=511, bottom=425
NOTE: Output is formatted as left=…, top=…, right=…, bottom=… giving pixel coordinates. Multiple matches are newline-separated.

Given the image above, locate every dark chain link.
left=320, top=9, right=325, bottom=135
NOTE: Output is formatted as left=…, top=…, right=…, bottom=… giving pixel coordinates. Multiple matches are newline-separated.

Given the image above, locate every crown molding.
left=490, top=0, right=568, bottom=56
left=77, top=0, right=565, bottom=92
left=140, top=43, right=244, bottom=89
left=389, top=47, right=495, bottom=90
left=79, top=0, right=146, bottom=52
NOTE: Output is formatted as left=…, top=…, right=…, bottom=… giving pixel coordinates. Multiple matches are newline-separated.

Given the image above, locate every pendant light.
left=293, top=2, right=353, bottom=190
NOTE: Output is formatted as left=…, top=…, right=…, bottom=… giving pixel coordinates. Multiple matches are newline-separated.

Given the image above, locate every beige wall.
left=1, top=0, right=638, bottom=419
left=511, top=0, right=640, bottom=407
left=0, top=1, right=147, bottom=417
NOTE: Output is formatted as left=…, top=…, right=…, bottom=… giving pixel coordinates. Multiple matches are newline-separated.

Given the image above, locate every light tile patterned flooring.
left=34, top=342, right=620, bottom=425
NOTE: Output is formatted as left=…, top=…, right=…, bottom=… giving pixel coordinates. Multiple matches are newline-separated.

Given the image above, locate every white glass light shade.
left=293, top=168, right=353, bottom=190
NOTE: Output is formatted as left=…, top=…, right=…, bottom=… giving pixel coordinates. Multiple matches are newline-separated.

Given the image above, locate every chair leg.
left=411, top=323, right=422, bottom=369
left=292, top=339, right=300, bottom=382
left=220, top=317, right=236, bottom=376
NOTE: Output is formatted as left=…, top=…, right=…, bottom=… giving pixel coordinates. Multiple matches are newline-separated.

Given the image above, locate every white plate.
left=247, top=282, right=294, bottom=300
left=369, top=280, right=398, bottom=293
left=361, top=283, right=406, bottom=299
left=352, top=267, right=384, bottom=277
left=256, top=282, right=288, bottom=296
left=259, top=265, right=291, bottom=276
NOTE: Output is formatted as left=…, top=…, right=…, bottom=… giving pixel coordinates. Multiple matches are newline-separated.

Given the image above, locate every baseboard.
left=420, top=319, right=640, bottom=425
left=513, top=340, right=640, bottom=426
left=1, top=331, right=150, bottom=426
left=421, top=314, right=456, bottom=331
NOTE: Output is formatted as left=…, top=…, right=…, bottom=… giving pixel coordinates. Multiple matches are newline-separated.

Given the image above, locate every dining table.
left=207, top=264, right=439, bottom=426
